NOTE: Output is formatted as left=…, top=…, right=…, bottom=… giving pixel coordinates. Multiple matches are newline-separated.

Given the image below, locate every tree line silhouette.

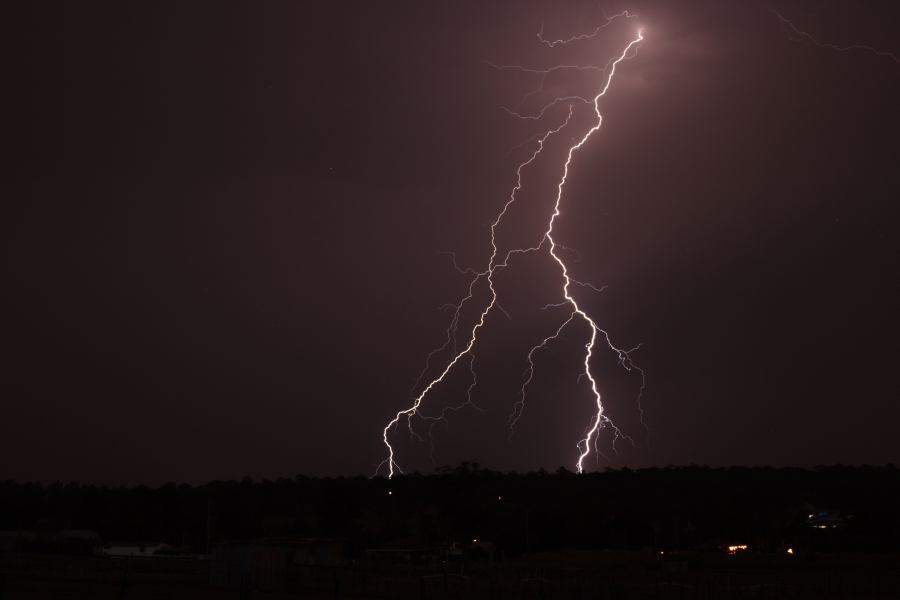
left=1, top=465, right=897, bottom=556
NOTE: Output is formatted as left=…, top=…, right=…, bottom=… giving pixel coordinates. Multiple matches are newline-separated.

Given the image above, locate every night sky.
left=4, top=1, right=899, bottom=484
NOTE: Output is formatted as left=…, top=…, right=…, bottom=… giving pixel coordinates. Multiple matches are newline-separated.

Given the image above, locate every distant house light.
left=726, top=544, right=748, bottom=555
left=787, top=548, right=795, bottom=555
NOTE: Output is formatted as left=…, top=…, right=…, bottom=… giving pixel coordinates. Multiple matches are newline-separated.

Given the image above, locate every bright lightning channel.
left=533, top=30, right=644, bottom=473
left=378, top=20, right=645, bottom=478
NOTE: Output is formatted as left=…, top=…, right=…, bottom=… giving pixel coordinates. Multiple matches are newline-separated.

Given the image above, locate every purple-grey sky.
left=3, top=0, right=899, bottom=484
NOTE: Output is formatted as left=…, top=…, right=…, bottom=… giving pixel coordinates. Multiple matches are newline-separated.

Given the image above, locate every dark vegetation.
left=2, top=465, right=898, bottom=556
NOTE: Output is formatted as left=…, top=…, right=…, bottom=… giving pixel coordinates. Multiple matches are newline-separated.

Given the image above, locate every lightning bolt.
left=531, top=30, right=644, bottom=473
left=378, top=17, right=646, bottom=478
left=538, top=9, right=637, bottom=49
left=773, top=9, right=900, bottom=65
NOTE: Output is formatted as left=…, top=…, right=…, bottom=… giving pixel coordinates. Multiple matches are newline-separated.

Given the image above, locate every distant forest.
left=2, top=465, right=898, bottom=556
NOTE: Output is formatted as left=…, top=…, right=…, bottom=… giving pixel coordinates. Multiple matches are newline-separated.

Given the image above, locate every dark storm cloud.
left=2, top=0, right=898, bottom=483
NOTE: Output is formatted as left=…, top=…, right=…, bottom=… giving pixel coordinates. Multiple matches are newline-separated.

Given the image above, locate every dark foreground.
left=1, top=466, right=899, bottom=598
left=1, top=551, right=900, bottom=599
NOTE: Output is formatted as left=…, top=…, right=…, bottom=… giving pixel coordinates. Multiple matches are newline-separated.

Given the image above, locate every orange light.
left=726, top=545, right=748, bottom=555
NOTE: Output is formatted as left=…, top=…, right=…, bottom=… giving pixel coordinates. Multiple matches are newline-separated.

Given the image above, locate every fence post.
left=118, top=558, right=129, bottom=599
